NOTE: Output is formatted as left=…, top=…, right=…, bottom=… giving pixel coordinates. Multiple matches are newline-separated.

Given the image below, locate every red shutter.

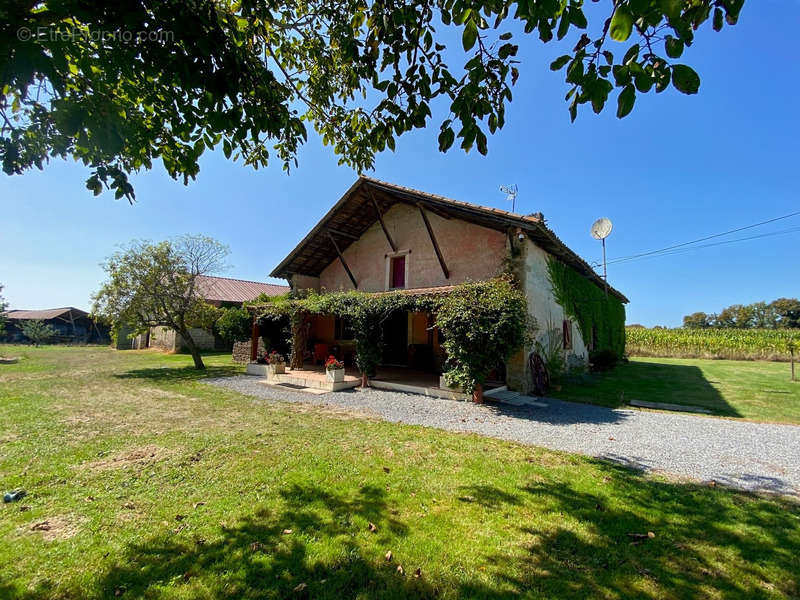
left=391, top=255, right=405, bottom=288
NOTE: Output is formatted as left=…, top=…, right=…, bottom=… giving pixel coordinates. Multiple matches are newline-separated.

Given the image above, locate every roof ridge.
left=198, top=274, right=288, bottom=287
left=361, top=176, right=542, bottom=223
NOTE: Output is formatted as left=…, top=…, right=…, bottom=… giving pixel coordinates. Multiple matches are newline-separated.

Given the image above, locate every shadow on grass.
left=114, top=364, right=240, bottom=383
left=462, top=462, right=799, bottom=599
left=6, top=470, right=799, bottom=599
left=99, top=484, right=431, bottom=600
left=554, top=360, right=743, bottom=418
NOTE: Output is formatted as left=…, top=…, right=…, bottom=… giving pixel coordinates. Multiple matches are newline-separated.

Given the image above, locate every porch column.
left=250, top=316, right=259, bottom=362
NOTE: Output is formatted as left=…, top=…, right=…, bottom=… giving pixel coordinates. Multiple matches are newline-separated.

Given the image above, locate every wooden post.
left=250, top=317, right=259, bottom=362
left=472, top=383, right=483, bottom=404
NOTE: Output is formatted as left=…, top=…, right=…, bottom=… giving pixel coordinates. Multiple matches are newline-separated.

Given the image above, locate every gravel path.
left=205, top=376, right=800, bottom=496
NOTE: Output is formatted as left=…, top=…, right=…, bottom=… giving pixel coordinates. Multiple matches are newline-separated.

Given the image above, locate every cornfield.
left=626, top=327, right=800, bottom=361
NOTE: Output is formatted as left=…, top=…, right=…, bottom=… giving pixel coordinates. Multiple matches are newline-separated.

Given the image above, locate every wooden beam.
left=250, top=316, right=259, bottom=362
left=327, top=228, right=360, bottom=241
left=368, top=189, right=397, bottom=252
left=327, top=231, right=358, bottom=288
left=417, top=204, right=449, bottom=279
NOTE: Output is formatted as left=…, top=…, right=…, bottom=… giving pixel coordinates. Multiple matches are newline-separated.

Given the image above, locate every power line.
left=603, top=210, right=800, bottom=266
left=607, top=225, right=800, bottom=266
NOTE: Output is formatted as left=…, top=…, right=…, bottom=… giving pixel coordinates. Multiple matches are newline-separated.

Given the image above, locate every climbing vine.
left=546, top=257, right=626, bottom=359
left=247, top=277, right=533, bottom=393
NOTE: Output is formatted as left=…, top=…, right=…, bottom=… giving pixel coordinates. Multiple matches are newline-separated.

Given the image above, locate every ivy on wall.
left=546, top=257, right=626, bottom=359
left=248, top=277, right=534, bottom=393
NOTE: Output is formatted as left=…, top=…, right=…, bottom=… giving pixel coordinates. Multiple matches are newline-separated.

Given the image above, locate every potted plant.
left=266, top=350, right=286, bottom=376
left=325, top=355, right=345, bottom=382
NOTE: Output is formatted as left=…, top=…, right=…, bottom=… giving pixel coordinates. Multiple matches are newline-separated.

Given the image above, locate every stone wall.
left=505, top=239, right=589, bottom=394
left=232, top=337, right=265, bottom=363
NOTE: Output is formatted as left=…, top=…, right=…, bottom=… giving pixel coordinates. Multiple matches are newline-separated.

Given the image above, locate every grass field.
left=551, top=357, right=800, bottom=424
left=1, top=345, right=799, bottom=599
left=626, top=327, right=800, bottom=362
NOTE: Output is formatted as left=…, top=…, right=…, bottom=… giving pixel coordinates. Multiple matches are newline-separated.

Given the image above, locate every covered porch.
left=247, top=363, right=470, bottom=400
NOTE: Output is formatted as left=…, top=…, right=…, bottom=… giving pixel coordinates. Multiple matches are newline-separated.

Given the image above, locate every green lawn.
left=1, top=345, right=799, bottom=599
left=551, top=357, right=800, bottom=424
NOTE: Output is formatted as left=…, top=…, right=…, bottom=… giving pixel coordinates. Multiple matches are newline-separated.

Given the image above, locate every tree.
left=682, top=312, right=710, bottom=329
left=771, top=298, right=800, bottom=329
left=92, top=235, right=229, bottom=369
left=20, top=319, right=56, bottom=346
left=2, top=0, right=745, bottom=199
left=215, top=306, right=253, bottom=343
left=0, top=284, right=7, bottom=334
left=716, top=304, right=754, bottom=329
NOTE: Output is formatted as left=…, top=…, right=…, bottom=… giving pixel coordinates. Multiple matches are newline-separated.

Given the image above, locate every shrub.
left=216, top=307, right=252, bottom=343
left=436, top=277, right=534, bottom=393
left=589, top=349, right=619, bottom=372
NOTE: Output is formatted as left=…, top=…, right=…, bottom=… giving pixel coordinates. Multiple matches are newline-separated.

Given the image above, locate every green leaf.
left=549, top=55, right=571, bottom=71
left=634, top=72, right=653, bottom=93
left=438, top=127, right=455, bottom=152
left=671, top=64, right=700, bottom=95
left=462, top=20, right=478, bottom=51
left=659, top=0, right=682, bottom=19
left=566, top=59, right=584, bottom=84
left=616, top=84, right=636, bottom=118
left=713, top=7, right=724, bottom=31
left=665, top=36, right=684, bottom=59
left=609, top=7, right=633, bottom=42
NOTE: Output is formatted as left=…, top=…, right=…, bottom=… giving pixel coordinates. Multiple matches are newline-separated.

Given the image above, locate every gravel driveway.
left=205, top=376, right=800, bottom=496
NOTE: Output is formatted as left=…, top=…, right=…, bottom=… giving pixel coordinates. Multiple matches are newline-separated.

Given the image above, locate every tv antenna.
left=590, top=217, right=613, bottom=296
left=500, top=184, right=518, bottom=213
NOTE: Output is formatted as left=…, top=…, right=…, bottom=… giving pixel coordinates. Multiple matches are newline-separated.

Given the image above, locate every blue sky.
left=1, top=5, right=797, bottom=327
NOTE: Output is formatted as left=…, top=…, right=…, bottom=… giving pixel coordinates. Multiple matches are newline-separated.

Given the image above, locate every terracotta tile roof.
left=3, top=307, right=89, bottom=320
left=195, top=275, right=288, bottom=304
left=370, top=285, right=458, bottom=297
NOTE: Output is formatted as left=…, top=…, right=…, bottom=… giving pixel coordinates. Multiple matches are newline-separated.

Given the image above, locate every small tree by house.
left=93, top=235, right=229, bottom=369
left=20, top=319, right=56, bottom=346
left=0, top=284, right=7, bottom=335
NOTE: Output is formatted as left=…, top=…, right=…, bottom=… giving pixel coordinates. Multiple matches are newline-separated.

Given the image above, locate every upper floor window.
left=389, top=254, right=406, bottom=289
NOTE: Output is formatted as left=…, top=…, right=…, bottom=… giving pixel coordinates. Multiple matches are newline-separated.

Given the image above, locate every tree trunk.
left=361, top=372, right=368, bottom=388
left=290, top=312, right=309, bottom=370
left=179, top=327, right=205, bottom=369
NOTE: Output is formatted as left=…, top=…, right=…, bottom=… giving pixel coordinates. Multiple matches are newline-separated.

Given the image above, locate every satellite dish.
left=591, top=217, right=613, bottom=240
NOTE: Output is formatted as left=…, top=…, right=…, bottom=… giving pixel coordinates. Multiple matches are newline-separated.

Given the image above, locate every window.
left=390, top=255, right=406, bottom=289
left=563, top=319, right=573, bottom=350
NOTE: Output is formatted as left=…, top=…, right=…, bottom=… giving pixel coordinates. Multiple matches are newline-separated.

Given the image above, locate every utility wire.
left=606, top=225, right=800, bottom=266
left=601, top=210, right=800, bottom=267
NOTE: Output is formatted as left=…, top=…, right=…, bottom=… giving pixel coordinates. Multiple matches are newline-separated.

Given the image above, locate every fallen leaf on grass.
left=385, top=550, right=393, bottom=561
left=193, top=502, right=205, bottom=509
left=31, top=521, right=51, bottom=531
left=122, top=502, right=135, bottom=510
left=282, top=529, right=293, bottom=535
left=396, top=565, right=405, bottom=576
left=383, top=466, right=391, bottom=473
left=414, top=568, right=422, bottom=578
left=293, top=582, right=308, bottom=595
left=175, top=514, right=186, bottom=521
left=368, top=522, right=378, bottom=533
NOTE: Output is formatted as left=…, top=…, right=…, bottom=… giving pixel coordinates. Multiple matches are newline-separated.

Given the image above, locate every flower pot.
left=266, top=364, right=285, bottom=376
left=245, top=363, right=269, bottom=376
left=326, top=368, right=344, bottom=383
